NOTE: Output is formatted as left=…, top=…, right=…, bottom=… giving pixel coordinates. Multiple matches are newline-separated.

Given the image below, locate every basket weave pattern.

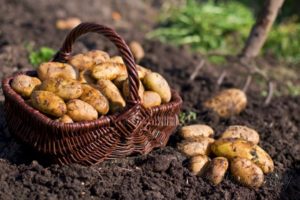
left=1, top=23, right=182, bottom=165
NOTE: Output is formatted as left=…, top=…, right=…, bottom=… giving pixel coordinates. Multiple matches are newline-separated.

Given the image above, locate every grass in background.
left=28, top=47, right=55, bottom=67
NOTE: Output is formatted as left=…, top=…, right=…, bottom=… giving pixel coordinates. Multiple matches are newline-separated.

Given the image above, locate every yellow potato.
left=189, top=155, right=210, bottom=176
left=39, top=78, right=83, bottom=100
left=78, top=70, right=97, bottom=84
left=122, top=79, right=144, bottom=100
left=113, top=75, right=128, bottom=89
left=211, top=138, right=274, bottom=174
left=56, top=17, right=81, bottom=30
left=80, top=84, right=109, bottom=115
left=221, top=125, right=260, bottom=144
left=91, top=62, right=122, bottom=80
left=67, top=99, right=98, bottom=122
left=142, top=91, right=162, bottom=108
left=231, top=157, right=264, bottom=188
left=55, top=115, right=73, bottom=123
left=177, top=137, right=215, bottom=157
left=136, top=65, right=151, bottom=79
left=205, top=157, right=229, bottom=185
left=37, top=62, right=77, bottom=81
left=110, top=56, right=124, bottom=64
left=129, top=41, right=145, bottom=61
left=204, top=89, right=247, bottom=118
left=11, top=75, right=41, bottom=98
left=31, top=91, right=66, bottom=117
left=180, top=124, right=214, bottom=139
left=143, top=72, right=171, bottom=103
left=97, top=79, right=126, bottom=112
left=69, top=53, right=94, bottom=71
left=85, top=50, right=110, bottom=64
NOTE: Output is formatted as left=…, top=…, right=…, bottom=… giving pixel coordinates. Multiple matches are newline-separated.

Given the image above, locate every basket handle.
left=52, top=22, right=140, bottom=105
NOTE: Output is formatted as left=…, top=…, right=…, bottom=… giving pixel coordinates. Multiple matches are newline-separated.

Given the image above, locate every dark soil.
left=0, top=0, right=299, bottom=199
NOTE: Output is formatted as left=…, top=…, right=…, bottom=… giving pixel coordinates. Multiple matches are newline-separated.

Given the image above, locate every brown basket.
left=1, top=23, right=182, bottom=165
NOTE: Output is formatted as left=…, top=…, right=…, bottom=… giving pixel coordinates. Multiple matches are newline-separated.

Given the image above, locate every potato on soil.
left=231, top=157, right=264, bottom=188
left=66, top=99, right=98, bottom=122
left=180, top=124, right=214, bottom=139
left=56, top=17, right=81, bottom=30
left=189, top=155, right=210, bottom=175
left=142, top=91, right=162, bottom=108
left=39, top=78, right=83, bottom=100
left=78, top=70, right=96, bottom=84
left=92, top=62, right=122, bottom=80
left=11, top=75, right=41, bottom=98
left=31, top=90, right=66, bottom=117
left=129, top=41, right=145, bottom=61
left=37, top=62, right=77, bottom=81
left=143, top=72, right=171, bottom=103
left=122, top=79, right=144, bottom=100
left=55, top=115, right=73, bottom=123
left=85, top=50, right=110, bottom=64
left=204, top=89, right=247, bottom=118
left=211, top=138, right=274, bottom=174
left=97, top=79, right=126, bottom=112
left=205, top=157, right=229, bottom=185
left=221, top=125, right=260, bottom=144
left=69, top=53, right=94, bottom=71
left=177, top=136, right=215, bottom=157
left=80, top=84, right=109, bottom=115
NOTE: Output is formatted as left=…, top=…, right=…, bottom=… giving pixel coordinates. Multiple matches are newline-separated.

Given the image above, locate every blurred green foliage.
left=149, top=0, right=300, bottom=65
left=179, top=111, right=197, bottom=124
left=29, top=47, right=55, bottom=67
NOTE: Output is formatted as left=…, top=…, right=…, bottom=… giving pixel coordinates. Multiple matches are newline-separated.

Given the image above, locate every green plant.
left=179, top=111, right=197, bottom=124
left=29, top=47, right=55, bottom=67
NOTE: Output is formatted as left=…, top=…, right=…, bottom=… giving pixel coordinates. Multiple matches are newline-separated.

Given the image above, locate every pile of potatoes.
left=178, top=124, right=274, bottom=188
left=11, top=50, right=172, bottom=123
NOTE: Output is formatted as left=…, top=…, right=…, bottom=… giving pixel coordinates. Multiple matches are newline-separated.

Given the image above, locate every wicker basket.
left=1, top=23, right=182, bottom=165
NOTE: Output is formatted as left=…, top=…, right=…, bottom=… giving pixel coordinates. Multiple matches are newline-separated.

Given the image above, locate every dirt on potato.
left=0, top=0, right=300, bottom=200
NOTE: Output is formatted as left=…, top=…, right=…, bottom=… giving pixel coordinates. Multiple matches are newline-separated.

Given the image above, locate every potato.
left=80, top=84, right=109, bottom=115
left=205, top=157, right=229, bottom=185
left=91, top=62, right=122, bottom=80
left=221, top=125, right=260, bottom=144
left=177, top=136, right=215, bottom=157
left=143, top=72, right=171, bottom=103
left=122, top=79, right=144, bottom=100
left=110, top=56, right=124, bottom=64
left=189, top=155, right=210, bottom=176
left=231, top=157, right=264, bottom=188
left=37, top=62, right=77, bottom=81
left=69, top=53, right=94, bottom=71
left=114, top=75, right=128, bottom=89
left=78, top=70, right=97, bottom=84
left=211, top=138, right=274, bottom=174
left=136, top=65, right=151, bottom=79
left=142, top=91, right=161, bottom=108
left=39, top=78, right=83, bottom=100
left=97, top=79, right=126, bottom=112
left=67, top=99, right=98, bottom=122
left=85, top=50, right=110, bottom=64
left=129, top=41, right=145, bottom=61
left=180, top=124, right=214, bottom=139
left=56, top=17, right=81, bottom=30
left=55, top=115, right=73, bottom=123
left=204, top=89, right=247, bottom=118
left=31, top=91, right=66, bottom=117
left=11, top=75, right=41, bottom=98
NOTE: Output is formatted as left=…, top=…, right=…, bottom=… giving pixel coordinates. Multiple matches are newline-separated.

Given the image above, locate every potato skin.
left=204, top=89, right=247, bottom=118
left=143, top=72, right=171, bottom=103
left=122, top=79, right=144, bottom=100
left=205, top=157, right=229, bottom=185
left=231, top=157, right=264, bottom=188
left=69, top=53, right=94, bottom=71
left=11, top=75, right=41, bottom=98
left=39, top=78, right=83, bottom=100
left=31, top=90, right=67, bottom=117
left=85, top=50, right=110, bottom=64
left=110, top=56, right=124, bottom=64
left=37, top=62, right=77, bottom=81
left=211, top=138, right=274, bottom=174
left=67, top=99, right=98, bottom=122
left=97, top=79, right=126, bottom=112
left=80, top=84, right=109, bottom=115
left=142, top=91, right=162, bottom=108
left=91, top=62, right=122, bottom=80
left=129, top=41, right=145, bottom=61
left=189, top=155, right=210, bottom=175
left=78, top=70, right=96, bottom=84
left=177, top=136, right=215, bottom=157
left=221, top=125, right=260, bottom=144
left=180, top=124, right=214, bottom=139
left=55, top=114, right=73, bottom=123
